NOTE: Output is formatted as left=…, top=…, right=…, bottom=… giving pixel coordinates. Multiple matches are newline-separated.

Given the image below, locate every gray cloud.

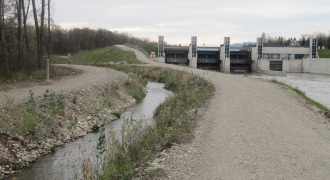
left=53, top=0, right=330, bottom=44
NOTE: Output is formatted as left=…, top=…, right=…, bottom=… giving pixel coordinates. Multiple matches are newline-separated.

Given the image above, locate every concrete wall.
left=251, top=61, right=257, bottom=72
left=283, top=60, right=303, bottom=73
left=155, top=57, right=165, bottom=63
left=263, top=47, right=310, bottom=54
left=258, top=59, right=270, bottom=70
left=251, top=38, right=330, bottom=75
left=254, top=58, right=330, bottom=75
left=220, top=46, right=230, bottom=73
left=303, top=58, right=330, bottom=75
left=251, top=47, right=258, bottom=61
left=253, top=59, right=285, bottom=75
left=188, top=45, right=197, bottom=68
left=190, top=57, right=197, bottom=68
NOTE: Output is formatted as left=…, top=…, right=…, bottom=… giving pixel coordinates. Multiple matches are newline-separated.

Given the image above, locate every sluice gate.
left=230, top=47, right=252, bottom=72
left=197, top=47, right=220, bottom=69
left=164, top=47, right=189, bottom=65
left=157, top=36, right=319, bottom=74
left=269, top=60, right=283, bottom=71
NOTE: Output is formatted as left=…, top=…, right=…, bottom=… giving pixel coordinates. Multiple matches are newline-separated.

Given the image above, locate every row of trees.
left=0, top=0, right=156, bottom=78
left=51, top=27, right=155, bottom=55
left=261, top=32, right=330, bottom=48
left=0, top=0, right=50, bottom=77
left=1, top=0, right=328, bottom=77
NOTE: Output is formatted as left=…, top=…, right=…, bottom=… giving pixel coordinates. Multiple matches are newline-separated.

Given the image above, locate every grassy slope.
left=138, top=45, right=158, bottom=55
left=318, top=49, right=330, bottom=58
left=0, top=66, right=83, bottom=90
left=52, top=46, right=142, bottom=64
left=54, top=50, right=215, bottom=180
left=97, top=65, right=214, bottom=179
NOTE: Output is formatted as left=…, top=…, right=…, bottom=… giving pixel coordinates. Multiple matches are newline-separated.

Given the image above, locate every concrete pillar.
left=157, top=57, right=165, bottom=63
left=190, top=57, right=197, bottom=68
left=223, top=58, right=231, bottom=73
left=189, top=36, right=197, bottom=68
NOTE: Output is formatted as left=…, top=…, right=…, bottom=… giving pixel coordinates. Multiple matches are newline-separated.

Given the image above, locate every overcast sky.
left=53, top=0, right=330, bottom=45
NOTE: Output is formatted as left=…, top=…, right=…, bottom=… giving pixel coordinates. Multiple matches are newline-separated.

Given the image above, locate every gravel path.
left=119, top=45, right=330, bottom=179
left=0, top=64, right=127, bottom=106
left=2, top=46, right=330, bottom=179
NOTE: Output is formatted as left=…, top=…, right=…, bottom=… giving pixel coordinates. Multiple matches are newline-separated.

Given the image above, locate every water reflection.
left=251, top=73, right=330, bottom=109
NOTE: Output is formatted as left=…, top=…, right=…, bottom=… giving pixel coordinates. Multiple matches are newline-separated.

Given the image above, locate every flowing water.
left=250, top=73, right=330, bottom=109
left=13, top=82, right=173, bottom=180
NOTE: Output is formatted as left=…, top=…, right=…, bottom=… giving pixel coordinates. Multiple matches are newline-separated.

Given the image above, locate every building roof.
left=197, top=47, right=219, bottom=52
left=164, top=46, right=189, bottom=51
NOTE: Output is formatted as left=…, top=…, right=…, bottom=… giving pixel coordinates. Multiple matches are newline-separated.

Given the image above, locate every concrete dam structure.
left=156, top=36, right=329, bottom=75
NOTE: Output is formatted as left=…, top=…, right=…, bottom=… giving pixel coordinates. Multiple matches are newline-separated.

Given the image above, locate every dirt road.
left=0, top=65, right=127, bottom=106
left=2, top=46, right=330, bottom=179
left=119, top=45, right=330, bottom=179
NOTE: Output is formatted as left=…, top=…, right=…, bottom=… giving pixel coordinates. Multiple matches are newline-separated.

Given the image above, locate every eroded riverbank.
left=13, top=82, right=172, bottom=180
left=0, top=77, right=137, bottom=179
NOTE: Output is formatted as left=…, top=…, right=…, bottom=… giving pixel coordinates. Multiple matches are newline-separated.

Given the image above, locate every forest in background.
left=1, top=0, right=329, bottom=78
left=261, top=32, right=330, bottom=47
left=0, top=0, right=156, bottom=78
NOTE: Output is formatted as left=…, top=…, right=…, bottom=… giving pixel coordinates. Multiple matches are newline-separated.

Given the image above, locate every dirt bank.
left=0, top=65, right=136, bottom=179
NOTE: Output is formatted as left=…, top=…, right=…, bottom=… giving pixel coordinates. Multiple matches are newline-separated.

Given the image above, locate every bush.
left=17, top=89, right=67, bottom=141
left=92, top=124, right=100, bottom=132
left=100, top=66, right=214, bottom=179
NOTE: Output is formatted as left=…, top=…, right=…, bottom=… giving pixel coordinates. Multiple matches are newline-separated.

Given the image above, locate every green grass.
left=0, top=66, right=82, bottom=91
left=271, top=79, right=330, bottom=118
left=318, top=49, right=330, bottom=58
left=97, top=65, right=215, bottom=179
left=52, top=46, right=142, bottom=65
left=111, top=112, right=121, bottom=118
left=123, top=78, right=147, bottom=104
left=138, top=44, right=158, bottom=55
left=1, top=46, right=214, bottom=179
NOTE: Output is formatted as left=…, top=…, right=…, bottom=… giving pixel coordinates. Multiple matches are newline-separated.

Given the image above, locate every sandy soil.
left=120, top=45, right=330, bottom=179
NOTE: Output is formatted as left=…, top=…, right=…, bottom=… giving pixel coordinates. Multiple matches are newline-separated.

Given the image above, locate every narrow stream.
left=13, top=82, right=173, bottom=180
left=250, top=73, right=330, bottom=109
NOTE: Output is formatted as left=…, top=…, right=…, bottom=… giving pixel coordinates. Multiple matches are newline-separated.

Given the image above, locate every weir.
left=156, top=35, right=329, bottom=75
left=230, top=47, right=252, bottom=72
left=164, top=46, right=189, bottom=65
left=197, top=47, right=220, bottom=69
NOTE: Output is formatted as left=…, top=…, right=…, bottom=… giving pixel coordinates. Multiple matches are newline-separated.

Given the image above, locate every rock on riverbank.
left=0, top=79, right=136, bottom=179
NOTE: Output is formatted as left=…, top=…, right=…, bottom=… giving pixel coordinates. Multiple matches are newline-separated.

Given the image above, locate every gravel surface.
left=0, top=65, right=127, bottom=106
left=0, top=64, right=135, bottom=178
left=119, top=45, right=330, bottom=179
left=2, top=46, right=330, bottom=179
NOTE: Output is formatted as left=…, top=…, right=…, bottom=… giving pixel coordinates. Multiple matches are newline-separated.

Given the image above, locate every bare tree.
left=17, top=0, right=23, bottom=70
left=32, top=0, right=41, bottom=69
left=48, top=0, right=50, bottom=59
left=22, top=0, right=30, bottom=51
left=40, top=0, right=45, bottom=66
left=0, top=0, right=9, bottom=76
